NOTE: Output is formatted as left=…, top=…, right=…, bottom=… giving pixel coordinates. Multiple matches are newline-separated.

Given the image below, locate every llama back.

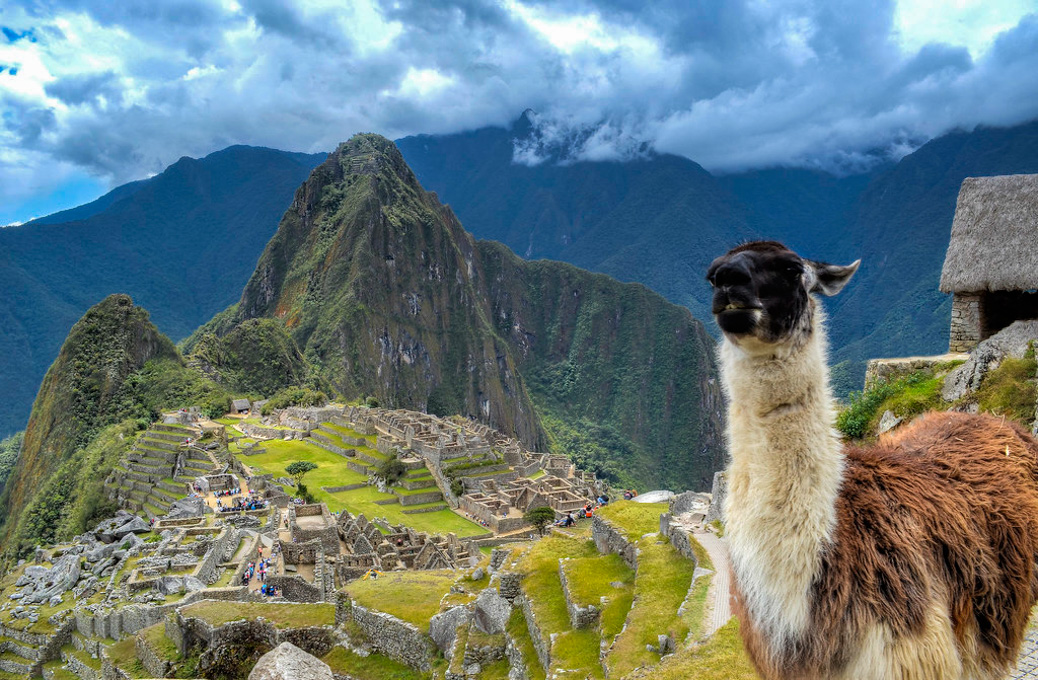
left=813, top=411, right=1038, bottom=678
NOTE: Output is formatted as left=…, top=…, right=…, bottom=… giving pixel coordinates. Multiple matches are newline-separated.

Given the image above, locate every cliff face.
left=0, top=295, right=178, bottom=543
left=222, top=134, right=724, bottom=488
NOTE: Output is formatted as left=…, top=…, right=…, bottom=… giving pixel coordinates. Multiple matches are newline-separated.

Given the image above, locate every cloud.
left=2, top=0, right=1038, bottom=222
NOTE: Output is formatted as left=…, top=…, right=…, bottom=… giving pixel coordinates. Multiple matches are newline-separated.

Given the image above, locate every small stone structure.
left=940, top=174, right=1038, bottom=352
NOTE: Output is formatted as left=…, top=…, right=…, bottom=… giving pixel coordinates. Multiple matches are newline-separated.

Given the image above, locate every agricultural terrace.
left=233, top=431, right=487, bottom=537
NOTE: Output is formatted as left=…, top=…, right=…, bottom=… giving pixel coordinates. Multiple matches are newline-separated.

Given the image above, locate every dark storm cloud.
left=4, top=0, right=1038, bottom=199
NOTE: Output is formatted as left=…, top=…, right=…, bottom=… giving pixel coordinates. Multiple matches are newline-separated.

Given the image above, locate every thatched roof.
left=940, top=174, right=1038, bottom=293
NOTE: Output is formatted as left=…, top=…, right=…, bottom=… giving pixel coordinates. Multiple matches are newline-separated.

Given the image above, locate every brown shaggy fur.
left=733, top=411, right=1038, bottom=679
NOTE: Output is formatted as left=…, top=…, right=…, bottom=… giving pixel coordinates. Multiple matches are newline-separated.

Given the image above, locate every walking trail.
left=694, top=530, right=732, bottom=635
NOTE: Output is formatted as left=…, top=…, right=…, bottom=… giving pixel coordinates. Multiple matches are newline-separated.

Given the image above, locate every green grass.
left=322, top=647, right=425, bottom=680
left=596, top=500, right=667, bottom=540
left=180, top=601, right=334, bottom=629
left=344, top=570, right=457, bottom=632
left=105, top=636, right=141, bottom=672
left=606, top=537, right=697, bottom=677
left=623, top=618, right=757, bottom=680
left=141, top=623, right=180, bottom=661
left=506, top=609, right=546, bottom=680
left=239, top=439, right=483, bottom=536
left=975, top=350, right=1037, bottom=426
left=561, top=553, right=635, bottom=641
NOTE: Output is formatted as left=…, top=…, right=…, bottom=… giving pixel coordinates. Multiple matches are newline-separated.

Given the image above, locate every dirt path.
left=1012, top=621, right=1038, bottom=678
left=694, top=530, right=732, bottom=635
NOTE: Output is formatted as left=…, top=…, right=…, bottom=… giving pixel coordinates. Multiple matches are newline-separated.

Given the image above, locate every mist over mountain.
left=0, top=146, right=325, bottom=436
left=398, top=115, right=1038, bottom=389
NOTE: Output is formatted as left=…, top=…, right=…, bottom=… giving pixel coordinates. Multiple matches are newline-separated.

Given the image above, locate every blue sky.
left=1, top=0, right=1037, bottom=225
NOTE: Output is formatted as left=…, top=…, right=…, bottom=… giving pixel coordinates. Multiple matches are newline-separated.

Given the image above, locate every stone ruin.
left=335, top=510, right=475, bottom=582
left=338, top=406, right=604, bottom=532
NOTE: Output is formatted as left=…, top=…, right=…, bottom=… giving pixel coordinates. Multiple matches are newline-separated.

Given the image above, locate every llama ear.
left=806, top=259, right=860, bottom=296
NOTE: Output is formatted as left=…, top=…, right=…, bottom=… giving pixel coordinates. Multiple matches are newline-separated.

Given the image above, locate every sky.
left=1, top=0, right=1037, bottom=225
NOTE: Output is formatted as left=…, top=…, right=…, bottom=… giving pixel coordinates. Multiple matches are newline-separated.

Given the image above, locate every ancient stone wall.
left=591, top=515, right=638, bottom=570
left=558, top=561, right=599, bottom=629
left=196, top=527, right=240, bottom=584
left=517, top=595, right=550, bottom=673
left=135, top=632, right=169, bottom=678
left=950, top=292, right=982, bottom=353
left=337, top=598, right=434, bottom=671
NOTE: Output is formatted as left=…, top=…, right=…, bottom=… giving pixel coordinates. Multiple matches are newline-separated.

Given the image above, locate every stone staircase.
left=105, top=422, right=222, bottom=518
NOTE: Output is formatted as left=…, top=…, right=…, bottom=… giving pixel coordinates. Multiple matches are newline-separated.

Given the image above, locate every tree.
left=524, top=505, right=556, bottom=536
left=285, top=460, right=318, bottom=487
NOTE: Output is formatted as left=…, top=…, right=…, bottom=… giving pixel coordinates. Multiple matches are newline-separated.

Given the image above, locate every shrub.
left=377, top=458, right=407, bottom=484
left=365, top=395, right=380, bottom=408
left=524, top=505, right=556, bottom=535
left=261, top=386, right=328, bottom=414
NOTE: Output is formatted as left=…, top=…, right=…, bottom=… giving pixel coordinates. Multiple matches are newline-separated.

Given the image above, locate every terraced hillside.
left=0, top=498, right=755, bottom=680
left=104, top=423, right=221, bottom=518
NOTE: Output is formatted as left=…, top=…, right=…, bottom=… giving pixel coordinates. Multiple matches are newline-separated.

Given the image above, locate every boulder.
left=112, top=516, right=151, bottom=538
left=878, top=410, right=903, bottom=434
left=249, top=642, right=333, bottom=680
left=472, top=588, right=510, bottom=635
left=943, top=320, right=1038, bottom=402
left=165, top=496, right=209, bottom=519
left=183, top=576, right=207, bottom=593
left=429, top=606, right=471, bottom=655
left=157, top=576, right=184, bottom=596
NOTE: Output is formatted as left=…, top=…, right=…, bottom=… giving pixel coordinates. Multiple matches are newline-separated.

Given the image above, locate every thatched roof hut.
left=940, top=174, right=1038, bottom=352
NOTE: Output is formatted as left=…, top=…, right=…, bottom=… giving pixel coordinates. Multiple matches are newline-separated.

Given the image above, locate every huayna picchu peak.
left=191, top=133, right=724, bottom=492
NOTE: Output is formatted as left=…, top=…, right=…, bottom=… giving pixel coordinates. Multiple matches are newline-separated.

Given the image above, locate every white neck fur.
left=720, top=305, right=845, bottom=650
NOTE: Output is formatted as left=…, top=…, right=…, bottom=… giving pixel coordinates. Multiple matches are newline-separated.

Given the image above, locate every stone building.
left=941, top=174, right=1038, bottom=352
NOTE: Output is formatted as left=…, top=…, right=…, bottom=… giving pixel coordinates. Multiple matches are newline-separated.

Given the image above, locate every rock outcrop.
left=248, top=642, right=333, bottom=680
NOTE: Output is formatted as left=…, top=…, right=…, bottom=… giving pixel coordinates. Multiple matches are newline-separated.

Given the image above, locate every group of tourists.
left=258, top=583, right=281, bottom=597
left=217, top=495, right=267, bottom=513
left=242, top=558, right=271, bottom=585
left=621, top=489, right=639, bottom=501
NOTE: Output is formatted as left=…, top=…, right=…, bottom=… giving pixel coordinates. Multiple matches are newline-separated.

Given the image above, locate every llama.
left=708, top=240, right=1038, bottom=680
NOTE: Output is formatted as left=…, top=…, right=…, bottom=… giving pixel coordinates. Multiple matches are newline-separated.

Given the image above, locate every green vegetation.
left=524, top=506, right=556, bottom=536
left=606, top=538, right=697, bottom=677
left=286, top=460, right=318, bottom=486
left=180, top=601, right=334, bottom=628
left=4, top=420, right=137, bottom=561
left=596, top=500, right=667, bottom=539
left=377, top=457, right=407, bottom=484
left=0, top=432, right=23, bottom=493
left=836, top=352, right=1035, bottom=440
left=189, top=318, right=323, bottom=396
left=974, top=347, right=1037, bottom=425
left=624, top=618, right=758, bottom=680
left=237, top=437, right=484, bottom=536
left=836, top=369, right=950, bottom=440
left=114, top=358, right=233, bottom=420
left=506, top=609, right=547, bottom=680
left=344, top=570, right=458, bottom=632
left=261, top=385, right=330, bottom=414
left=323, top=647, right=425, bottom=680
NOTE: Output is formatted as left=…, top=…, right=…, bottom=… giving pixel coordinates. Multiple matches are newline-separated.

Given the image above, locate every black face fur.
left=707, top=241, right=860, bottom=345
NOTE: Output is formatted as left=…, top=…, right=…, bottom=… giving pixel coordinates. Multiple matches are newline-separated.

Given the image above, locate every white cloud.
left=0, top=0, right=1036, bottom=222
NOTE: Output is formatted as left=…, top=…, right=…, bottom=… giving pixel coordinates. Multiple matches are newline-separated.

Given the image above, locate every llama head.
left=707, top=241, right=859, bottom=352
